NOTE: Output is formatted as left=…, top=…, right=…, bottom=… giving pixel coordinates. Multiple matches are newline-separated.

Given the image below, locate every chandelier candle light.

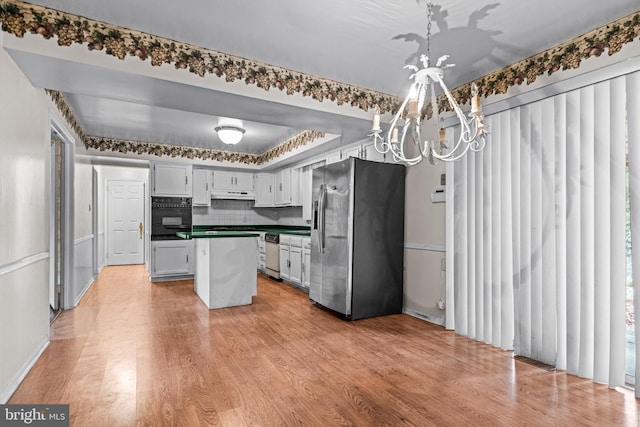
left=371, top=2, right=487, bottom=165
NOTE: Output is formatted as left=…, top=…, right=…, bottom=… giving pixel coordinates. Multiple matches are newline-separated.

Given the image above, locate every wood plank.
left=8, top=266, right=639, bottom=426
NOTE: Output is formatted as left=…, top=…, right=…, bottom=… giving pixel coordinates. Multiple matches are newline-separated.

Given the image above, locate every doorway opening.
left=49, top=126, right=65, bottom=322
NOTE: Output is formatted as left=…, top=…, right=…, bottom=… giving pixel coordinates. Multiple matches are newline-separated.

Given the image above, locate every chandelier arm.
left=396, top=120, right=424, bottom=164
left=431, top=136, right=474, bottom=161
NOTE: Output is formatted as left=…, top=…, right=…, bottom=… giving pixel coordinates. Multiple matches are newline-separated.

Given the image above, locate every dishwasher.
left=264, top=232, right=281, bottom=280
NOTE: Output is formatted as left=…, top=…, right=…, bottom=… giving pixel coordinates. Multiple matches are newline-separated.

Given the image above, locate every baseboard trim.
left=403, top=307, right=445, bottom=327
left=150, top=274, right=194, bottom=283
left=73, top=275, right=95, bottom=307
left=0, top=336, right=49, bottom=404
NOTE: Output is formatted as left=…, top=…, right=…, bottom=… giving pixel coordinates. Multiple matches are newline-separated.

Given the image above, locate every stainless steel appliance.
left=264, top=232, right=281, bottom=279
left=151, top=197, right=192, bottom=240
left=310, top=158, right=405, bottom=320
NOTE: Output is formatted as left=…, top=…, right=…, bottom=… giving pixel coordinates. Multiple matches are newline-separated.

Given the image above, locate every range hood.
left=211, top=189, right=256, bottom=200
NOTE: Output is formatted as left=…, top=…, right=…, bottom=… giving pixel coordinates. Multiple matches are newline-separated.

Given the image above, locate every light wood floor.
left=9, top=265, right=639, bottom=426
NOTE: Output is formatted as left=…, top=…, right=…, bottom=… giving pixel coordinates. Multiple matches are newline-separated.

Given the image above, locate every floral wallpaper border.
left=0, top=0, right=398, bottom=114
left=2, top=1, right=639, bottom=115
left=46, top=89, right=87, bottom=142
left=84, top=130, right=325, bottom=165
left=47, top=85, right=326, bottom=165
left=445, top=11, right=640, bottom=110
left=6, top=1, right=640, bottom=161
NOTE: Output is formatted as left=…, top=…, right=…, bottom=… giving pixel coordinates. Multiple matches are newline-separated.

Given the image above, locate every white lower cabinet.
left=279, top=235, right=304, bottom=287
left=302, top=238, right=311, bottom=289
left=279, top=235, right=290, bottom=281
left=257, top=232, right=266, bottom=272
left=289, top=244, right=302, bottom=286
left=151, top=239, right=194, bottom=279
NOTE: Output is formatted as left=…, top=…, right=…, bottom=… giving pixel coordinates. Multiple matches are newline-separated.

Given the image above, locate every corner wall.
left=0, top=47, right=51, bottom=403
left=403, top=156, right=447, bottom=325
left=72, top=156, right=94, bottom=305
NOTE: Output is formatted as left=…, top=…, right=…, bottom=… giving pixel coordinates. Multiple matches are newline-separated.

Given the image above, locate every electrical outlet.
left=441, top=258, right=446, bottom=271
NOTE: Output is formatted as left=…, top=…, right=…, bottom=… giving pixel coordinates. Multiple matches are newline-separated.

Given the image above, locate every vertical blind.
left=447, top=71, right=640, bottom=392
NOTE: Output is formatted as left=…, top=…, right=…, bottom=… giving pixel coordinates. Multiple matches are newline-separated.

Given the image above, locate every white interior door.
left=107, top=180, right=145, bottom=265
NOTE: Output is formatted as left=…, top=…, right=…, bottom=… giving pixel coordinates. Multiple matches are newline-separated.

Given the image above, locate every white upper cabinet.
left=301, top=168, right=313, bottom=221
left=254, top=173, right=275, bottom=207
left=344, top=145, right=362, bottom=159
left=152, top=163, right=193, bottom=197
left=326, top=151, right=342, bottom=165
left=275, top=168, right=292, bottom=206
left=341, top=143, right=386, bottom=163
left=212, top=170, right=255, bottom=199
left=192, top=169, right=212, bottom=206
left=363, top=142, right=386, bottom=163
left=290, top=168, right=301, bottom=207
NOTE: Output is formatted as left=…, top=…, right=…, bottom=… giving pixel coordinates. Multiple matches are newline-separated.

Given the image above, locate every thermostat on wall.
left=431, top=186, right=445, bottom=203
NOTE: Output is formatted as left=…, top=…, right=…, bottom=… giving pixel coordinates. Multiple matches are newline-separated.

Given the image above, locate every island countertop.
left=176, top=230, right=260, bottom=239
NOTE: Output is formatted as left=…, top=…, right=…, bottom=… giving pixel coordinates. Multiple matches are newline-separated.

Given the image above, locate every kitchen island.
left=177, top=230, right=259, bottom=309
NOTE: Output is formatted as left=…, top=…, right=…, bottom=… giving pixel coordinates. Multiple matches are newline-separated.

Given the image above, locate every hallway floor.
left=9, top=265, right=639, bottom=426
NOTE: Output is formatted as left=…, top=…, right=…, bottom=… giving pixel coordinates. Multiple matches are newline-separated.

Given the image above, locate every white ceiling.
left=4, top=0, right=640, bottom=166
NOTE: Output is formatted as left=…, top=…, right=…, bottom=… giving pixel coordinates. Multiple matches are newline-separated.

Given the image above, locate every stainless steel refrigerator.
left=310, top=157, right=405, bottom=320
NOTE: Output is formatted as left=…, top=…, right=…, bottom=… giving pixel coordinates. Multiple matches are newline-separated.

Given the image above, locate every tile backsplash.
left=193, top=200, right=308, bottom=226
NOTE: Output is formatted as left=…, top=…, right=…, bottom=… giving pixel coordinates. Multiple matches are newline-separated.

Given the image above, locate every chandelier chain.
left=426, top=3, right=433, bottom=67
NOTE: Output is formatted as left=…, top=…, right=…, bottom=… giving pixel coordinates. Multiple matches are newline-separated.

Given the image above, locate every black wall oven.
left=151, top=197, right=192, bottom=240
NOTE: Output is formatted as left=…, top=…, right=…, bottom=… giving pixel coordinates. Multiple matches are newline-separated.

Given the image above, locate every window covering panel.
left=446, top=70, right=637, bottom=391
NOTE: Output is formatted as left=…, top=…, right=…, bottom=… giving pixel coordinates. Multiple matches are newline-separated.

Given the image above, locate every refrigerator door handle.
left=318, top=185, right=327, bottom=253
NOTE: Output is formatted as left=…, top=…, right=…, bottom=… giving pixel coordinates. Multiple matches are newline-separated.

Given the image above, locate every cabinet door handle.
left=186, top=254, right=189, bottom=263
left=185, top=176, right=188, bottom=185
left=206, top=182, right=208, bottom=191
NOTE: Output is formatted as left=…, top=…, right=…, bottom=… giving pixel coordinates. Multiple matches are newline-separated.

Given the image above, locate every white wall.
left=74, top=158, right=93, bottom=239
left=0, top=47, right=51, bottom=403
left=71, top=156, right=94, bottom=305
left=403, top=157, right=447, bottom=324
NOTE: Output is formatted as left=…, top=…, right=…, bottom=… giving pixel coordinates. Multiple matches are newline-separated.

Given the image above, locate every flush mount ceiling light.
left=215, top=125, right=245, bottom=145
left=370, top=2, right=487, bottom=165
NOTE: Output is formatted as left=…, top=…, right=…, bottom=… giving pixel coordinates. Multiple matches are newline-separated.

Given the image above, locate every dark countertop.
left=176, top=230, right=260, bottom=239
left=192, top=225, right=311, bottom=237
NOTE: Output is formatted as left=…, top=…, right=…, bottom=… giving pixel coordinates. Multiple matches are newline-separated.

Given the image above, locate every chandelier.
left=371, top=2, right=487, bottom=165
